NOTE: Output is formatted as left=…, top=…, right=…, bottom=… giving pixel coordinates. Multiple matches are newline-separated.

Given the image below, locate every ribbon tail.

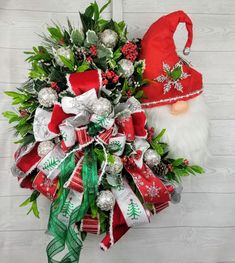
left=100, top=203, right=129, bottom=251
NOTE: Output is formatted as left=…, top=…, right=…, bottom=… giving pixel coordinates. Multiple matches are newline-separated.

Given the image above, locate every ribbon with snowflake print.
left=124, top=159, right=170, bottom=204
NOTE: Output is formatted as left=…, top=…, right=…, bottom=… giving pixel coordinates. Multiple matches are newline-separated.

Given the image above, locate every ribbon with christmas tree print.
left=47, top=145, right=98, bottom=262
left=100, top=180, right=149, bottom=250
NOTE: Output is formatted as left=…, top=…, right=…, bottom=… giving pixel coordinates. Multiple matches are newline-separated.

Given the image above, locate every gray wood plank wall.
left=0, top=0, right=235, bottom=262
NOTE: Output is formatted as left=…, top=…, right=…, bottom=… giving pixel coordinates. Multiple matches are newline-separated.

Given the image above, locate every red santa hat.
left=139, top=10, right=203, bottom=109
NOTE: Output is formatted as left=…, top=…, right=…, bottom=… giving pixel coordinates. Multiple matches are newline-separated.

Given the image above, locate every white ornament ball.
left=37, top=141, right=55, bottom=157
left=105, top=155, right=123, bottom=175
left=54, top=47, right=71, bottom=66
left=96, top=190, right=115, bottom=211
left=118, top=59, right=134, bottom=78
left=38, top=88, right=58, bottom=107
left=144, top=149, right=161, bottom=168
left=92, top=97, right=112, bottom=117
left=99, top=29, right=118, bottom=48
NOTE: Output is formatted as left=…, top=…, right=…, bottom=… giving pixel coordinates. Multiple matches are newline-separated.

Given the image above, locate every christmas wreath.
left=3, top=1, right=204, bottom=262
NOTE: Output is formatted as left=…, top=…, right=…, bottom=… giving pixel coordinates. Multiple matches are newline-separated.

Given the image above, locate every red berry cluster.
left=89, top=45, right=97, bottom=56
left=121, top=42, right=138, bottom=62
left=86, top=45, right=97, bottom=62
left=102, top=70, right=119, bottom=86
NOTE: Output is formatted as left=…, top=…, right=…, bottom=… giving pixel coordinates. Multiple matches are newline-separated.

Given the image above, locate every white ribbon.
left=133, top=138, right=150, bottom=168
left=37, top=144, right=66, bottom=179
left=61, top=88, right=97, bottom=115
left=33, top=108, right=58, bottom=142
left=112, top=180, right=149, bottom=227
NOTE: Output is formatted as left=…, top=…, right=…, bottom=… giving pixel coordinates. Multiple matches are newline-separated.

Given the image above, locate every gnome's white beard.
left=144, top=96, right=209, bottom=165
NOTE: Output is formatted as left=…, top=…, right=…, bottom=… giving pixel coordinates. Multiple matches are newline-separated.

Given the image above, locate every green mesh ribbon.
left=47, top=145, right=98, bottom=263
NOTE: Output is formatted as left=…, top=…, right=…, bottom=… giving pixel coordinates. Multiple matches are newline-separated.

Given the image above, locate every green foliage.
left=94, top=147, right=115, bottom=165
left=170, top=66, right=182, bottom=81
left=79, top=0, right=111, bottom=33
left=85, top=30, right=98, bottom=45
left=48, top=26, right=64, bottom=41
left=165, top=157, right=205, bottom=183
left=25, top=46, right=52, bottom=63
left=71, top=29, right=84, bottom=46
left=150, top=129, right=167, bottom=156
left=19, top=190, right=40, bottom=218
left=97, top=45, right=113, bottom=59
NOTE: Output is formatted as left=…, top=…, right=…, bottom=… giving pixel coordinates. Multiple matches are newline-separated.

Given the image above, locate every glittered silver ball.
left=38, top=88, right=58, bottom=107
left=105, top=155, right=123, bottom=175
left=96, top=190, right=115, bottom=211
left=144, top=149, right=161, bottom=168
left=183, top=47, right=191, bottom=55
left=99, top=29, right=118, bottom=48
left=37, top=141, right=55, bottom=157
left=92, top=97, right=112, bottom=117
left=118, top=59, right=134, bottom=78
left=54, top=47, right=71, bottom=66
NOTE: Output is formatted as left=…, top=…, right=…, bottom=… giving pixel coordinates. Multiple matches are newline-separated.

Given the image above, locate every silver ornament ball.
left=92, top=97, right=112, bottom=117
left=37, top=141, right=55, bottom=157
left=118, top=59, right=134, bottom=78
left=38, top=88, right=58, bottom=107
left=105, top=155, right=123, bottom=175
left=183, top=47, right=191, bottom=56
left=54, top=47, right=71, bottom=66
left=96, top=190, right=115, bottom=211
left=99, top=29, right=118, bottom=48
left=144, top=149, right=161, bottom=168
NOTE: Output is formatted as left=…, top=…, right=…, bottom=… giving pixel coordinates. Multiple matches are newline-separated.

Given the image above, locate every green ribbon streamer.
left=46, top=145, right=98, bottom=263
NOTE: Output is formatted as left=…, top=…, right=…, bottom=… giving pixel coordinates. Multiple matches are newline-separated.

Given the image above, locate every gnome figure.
left=140, top=11, right=208, bottom=164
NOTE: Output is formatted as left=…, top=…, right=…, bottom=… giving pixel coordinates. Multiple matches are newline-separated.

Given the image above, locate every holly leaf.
left=97, top=45, right=113, bottom=59
left=86, top=30, right=98, bottom=45
left=171, top=66, right=182, bottom=81
left=71, top=29, right=84, bottom=46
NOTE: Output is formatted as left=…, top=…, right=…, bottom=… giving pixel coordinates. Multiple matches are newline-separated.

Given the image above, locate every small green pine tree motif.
left=42, top=157, right=60, bottom=171
left=61, top=197, right=74, bottom=218
left=61, top=130, right=68, bottom=142
left=109, top=141, right=122, bottom=153
left=96, top=116, right=108, bottom=127
left=127, top=199, right=141, bottom=220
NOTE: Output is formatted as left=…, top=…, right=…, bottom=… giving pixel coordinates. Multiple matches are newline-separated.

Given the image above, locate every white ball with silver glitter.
left=37, top=141, right=55, bottom=157
left=92, top=97, right=112, bottom=117
left=38, top=87, right=58, bottom=107
left=99, top=29, right=118, bottom=48
left=54, top=47, right=71, bottom=66
left=118, top=59, right=134, bottom=78
left=144, top=149, right=161, bottom=168
left=96, top=190, right=115, bottom=211
left=105, top=155, right=123, bottom=175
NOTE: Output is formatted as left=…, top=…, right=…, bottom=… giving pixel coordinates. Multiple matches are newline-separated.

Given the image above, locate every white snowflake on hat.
left=155, top=62, right=190, bottom=94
